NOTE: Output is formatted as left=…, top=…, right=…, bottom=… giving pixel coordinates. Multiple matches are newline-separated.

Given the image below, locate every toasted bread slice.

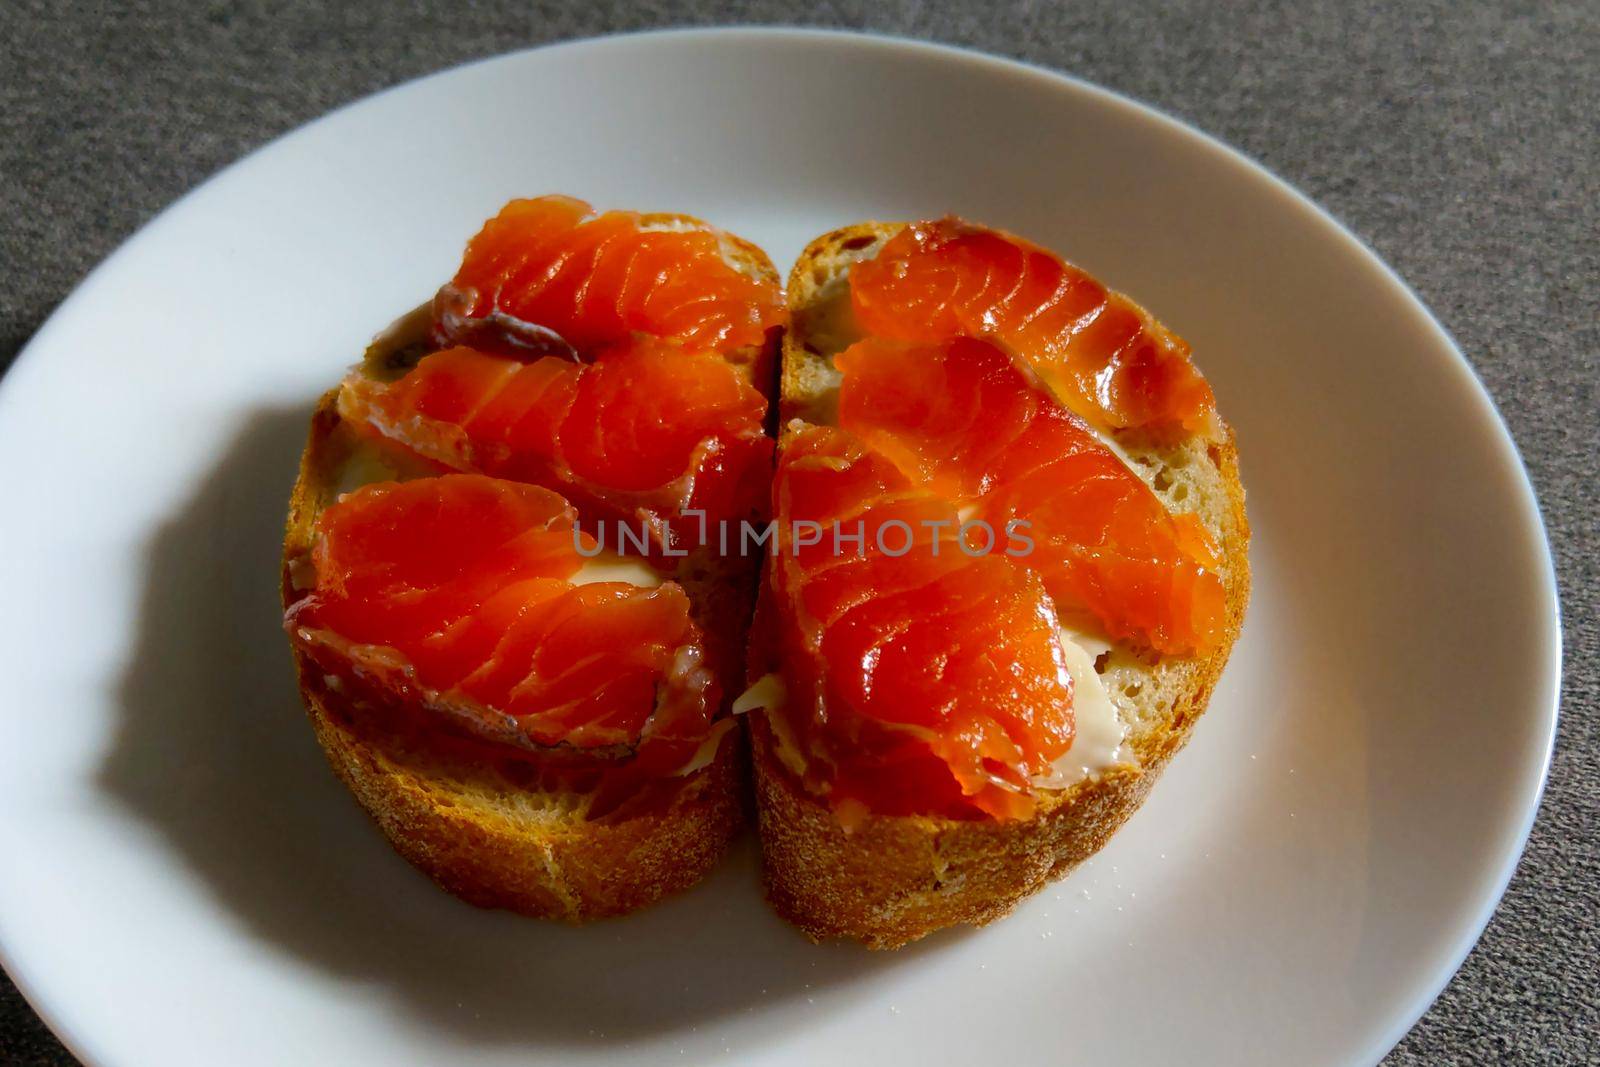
left=281, top=213, right=780, bottom=921
left=752, top=223, right=1250, bottom=947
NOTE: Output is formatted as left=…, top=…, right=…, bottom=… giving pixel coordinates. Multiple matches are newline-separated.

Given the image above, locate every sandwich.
left=281, top=196, right=784, bottom=919
left=742, top=218, right=1250, bottom=947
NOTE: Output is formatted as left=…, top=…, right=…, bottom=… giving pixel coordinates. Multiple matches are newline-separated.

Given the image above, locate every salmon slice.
left=849, top=218, right=1218, bottom=437
left=433, top=195, right=786, bottom=358
left=768, top=425, right=1075, bottom=821
left=284, top=474, right=717, bottom=760
left=835, top=335, right=1226, bottom=655
left=338, top=339, right=774, bottom=548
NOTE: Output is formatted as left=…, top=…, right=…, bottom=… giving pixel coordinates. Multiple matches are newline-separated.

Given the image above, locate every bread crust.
left=301, top=660, right=746, bottom=920
left=281, top=211, right=779, bottom=920
left=755, top=222, right=1251, bottom=947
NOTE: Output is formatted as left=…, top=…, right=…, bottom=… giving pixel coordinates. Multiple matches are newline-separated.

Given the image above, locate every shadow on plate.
left=98, top=403, right=941, bottom=1048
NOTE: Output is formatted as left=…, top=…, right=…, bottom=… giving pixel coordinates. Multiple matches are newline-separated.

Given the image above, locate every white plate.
left=0, top=28, right=1559, bottom=1067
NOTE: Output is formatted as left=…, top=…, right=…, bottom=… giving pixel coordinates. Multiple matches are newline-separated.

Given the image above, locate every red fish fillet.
left=768, top=425, right=1075, bottom=821
left=835, top=335, right=1225, bottom=655
left=284, top=475, right=717, bottom=761
left=339, top=339, right=773, bottom=547
left=433, top=195, right=786, bottom=358
left=849, top=218, right=1218, bottom=437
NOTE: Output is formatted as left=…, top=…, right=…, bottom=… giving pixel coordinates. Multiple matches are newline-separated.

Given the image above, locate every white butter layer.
left=569, top=555, right=663, bottom=588
left=732, top=672, right=786, bottom=716
left=333, top=446, right=403, bottom=498
left=1033, top=627, right=1130, bottom=789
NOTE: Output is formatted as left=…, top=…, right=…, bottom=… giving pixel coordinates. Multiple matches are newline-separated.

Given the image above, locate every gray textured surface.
left=1, top=1, right=1594, bottom=1063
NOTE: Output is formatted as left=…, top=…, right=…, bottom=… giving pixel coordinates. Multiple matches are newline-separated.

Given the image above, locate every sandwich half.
left=282, top=196, right=784, bottom=920
left=745, top=219, right=1250, bottom=947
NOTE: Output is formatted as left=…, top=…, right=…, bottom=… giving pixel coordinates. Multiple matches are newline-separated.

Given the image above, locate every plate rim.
left=0, top=26, right=1562, bottom=1067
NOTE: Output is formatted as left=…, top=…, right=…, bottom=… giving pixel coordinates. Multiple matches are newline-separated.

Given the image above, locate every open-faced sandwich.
left=741, top=218, right=1250, bottom=946
left=282, top=201, right=1248, bottom=942
left=281, top=196, right=784, bottom=919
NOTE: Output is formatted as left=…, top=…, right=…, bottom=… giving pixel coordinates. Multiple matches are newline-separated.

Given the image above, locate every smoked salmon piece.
left=284, top=475, right=717, bottom=761
left=433, top=195, right=786, bottom=358
left=849, top=218, right=1218, bottom=437
left=339, top=338, right=773, bottom=546
left=769, top=426, right=1075, bottom=821
left=835, top=335, right=1225, bottom=655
